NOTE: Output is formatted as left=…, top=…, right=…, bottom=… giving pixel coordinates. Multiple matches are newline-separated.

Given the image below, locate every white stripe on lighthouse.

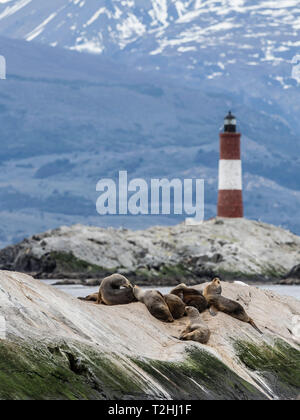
left=218, top=160, right=242, bottom=190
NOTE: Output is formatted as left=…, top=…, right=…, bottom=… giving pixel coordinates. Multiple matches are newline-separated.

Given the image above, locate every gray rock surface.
left=0, top=271, right=299, bottom=400
left=0, top=218, right=299, bottom=284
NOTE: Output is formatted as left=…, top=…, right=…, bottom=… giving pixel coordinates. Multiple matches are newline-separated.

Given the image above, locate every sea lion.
left=170, top=283, right=208, bottom=313
left=203, top=277, right=263, bottom=334
left=133, top=286, right=174, bottom=323
left=164, top=294, right=186, bottom=319
left=179, top=306, right=211, bottom=344
left=78, top=292, right=99, bottom=303
left=96, top=274, right=135, bottom=305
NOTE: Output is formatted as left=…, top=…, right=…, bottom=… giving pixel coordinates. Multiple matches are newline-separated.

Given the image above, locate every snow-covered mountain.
left=0, top=0, right=299, bottom=75
left=1, top=1, right=299, bottom=128
left=0, top=1, right=299, bottom=246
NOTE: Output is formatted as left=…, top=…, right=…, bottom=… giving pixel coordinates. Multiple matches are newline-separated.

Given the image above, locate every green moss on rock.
left=233, top=338, right=300, bottom=400
left=0, top=340, right=151, bottom=400
left=50, top=251, right=105, bottom=273
left=34, top=251, right=285, bottom=284
left=126, top=263, right=207, bottom=286
left=0, top=339, right=269, bottom=401
left=2, top=336, right=298, bottom=400
left=133, top=347, right=266, bottom=400
left=38, top=251, right=114, bottom=279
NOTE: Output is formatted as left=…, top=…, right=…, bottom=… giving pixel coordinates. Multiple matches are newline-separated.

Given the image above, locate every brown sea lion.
left=203, top=277, right=263, bottom=334
left=179, top=306, right=210, bottom=344
left=78, top=292, right=99, bottom=303
left=96, top=274, right=135, bottom=305
left=170, top=283, right=208, bottom=313
left=133, top=286, right=174, bottom=323
left=164, top=294, right=186, bottom=319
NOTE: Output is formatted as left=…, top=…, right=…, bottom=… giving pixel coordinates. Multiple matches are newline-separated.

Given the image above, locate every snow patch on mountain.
left=26, top=12, right=57, bottom=41
left=0, top=0, right=299, bottom=68
left=0, top=0, right=31, bottom=21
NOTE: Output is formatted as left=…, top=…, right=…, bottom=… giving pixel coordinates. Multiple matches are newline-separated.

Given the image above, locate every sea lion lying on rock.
left=179, top=306, right=211, bottom=344
left=78, top=292, right=99, bottom=302
left=163, top=294, right=186, bottom=319
left=170, top=283, right=208, bottom=313
left=133, top=286, right=174, bottom=323
left=203, top=278, right=263, bottom=334
left=87, top=274, right=135, bottom=305
left=78, top=274, right=135, bottom=305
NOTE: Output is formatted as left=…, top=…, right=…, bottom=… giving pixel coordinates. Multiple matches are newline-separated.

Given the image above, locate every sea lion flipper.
left=78, top=293, right=98, bottom=302
left=249, top=319, right=263, bottom=335
left=209, top=306, right=218, bottom=316
left=170, top=335, right=182, bottom=341
left=179, top=331, right=192, bottom=340
left=179, top=334, right=188, bottom=341
left=96, top=290, right=102, bottom=305
left=181, top=325, right=191, bottom=335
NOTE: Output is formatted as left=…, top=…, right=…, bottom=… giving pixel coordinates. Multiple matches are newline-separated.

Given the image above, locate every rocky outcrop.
left=0, top=271, right=299, bottom=400
left=0, top=218, right=299, bottom=285
left=279, top=264, right=300, bottom=285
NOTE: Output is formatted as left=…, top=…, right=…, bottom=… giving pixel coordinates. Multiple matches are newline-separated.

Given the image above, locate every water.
left=259, top=284, right=300, bottom=301
left=41, top=280, right=300, bottom=301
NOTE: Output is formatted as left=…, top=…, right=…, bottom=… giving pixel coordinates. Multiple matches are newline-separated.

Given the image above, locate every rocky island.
left=0, top=271, right=299, bottom=400
left=0, top=218, right=299, bottom=285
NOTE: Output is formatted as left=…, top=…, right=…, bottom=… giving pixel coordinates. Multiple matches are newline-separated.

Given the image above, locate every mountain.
left=0, top=1, right=299, bottom=67
left=1, top=1, right=299, bottom=119
left=0, top=1, right=299, bottom=246
left=0, top=1, right=299, bottom=92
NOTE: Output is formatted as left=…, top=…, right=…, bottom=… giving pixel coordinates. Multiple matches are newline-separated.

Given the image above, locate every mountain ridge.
left=0, top=1, right=299, bottom=245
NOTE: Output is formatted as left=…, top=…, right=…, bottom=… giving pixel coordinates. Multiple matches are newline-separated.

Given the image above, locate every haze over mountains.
left=0, top=0, right=299, bottom=247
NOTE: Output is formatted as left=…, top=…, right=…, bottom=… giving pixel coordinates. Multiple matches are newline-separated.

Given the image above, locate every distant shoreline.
left=43, top=276, right=300, bottom=288
left=40, top=279, right=300, bottom=302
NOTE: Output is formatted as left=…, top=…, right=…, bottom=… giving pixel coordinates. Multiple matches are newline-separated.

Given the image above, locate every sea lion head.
left=110, top=274, right=133, bottom=289
left=132, top=285, right=143, bottom=300
left=211, top=277, right=222, bottom=294
left=121, top=277, right=133, bottom=289
left=176, top=283, right=188, bottom=288
left=156, top=306, right=174, bottom=323
left=185, top=306, right=200, bottom=318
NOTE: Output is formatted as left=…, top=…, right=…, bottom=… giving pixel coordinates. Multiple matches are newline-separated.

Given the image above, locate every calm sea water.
left=41, top=280, right=300, bottom=301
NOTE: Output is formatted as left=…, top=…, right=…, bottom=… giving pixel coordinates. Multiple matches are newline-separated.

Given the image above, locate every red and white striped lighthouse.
left=217, top=111, right=243, bottom=218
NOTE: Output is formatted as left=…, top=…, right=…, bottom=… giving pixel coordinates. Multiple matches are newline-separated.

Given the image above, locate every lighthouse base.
left=218, top=190, right=243, bottom=218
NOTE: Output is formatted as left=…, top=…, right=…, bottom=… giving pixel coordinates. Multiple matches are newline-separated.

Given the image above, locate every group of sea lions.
left=79, top=274, right=262, bottom=345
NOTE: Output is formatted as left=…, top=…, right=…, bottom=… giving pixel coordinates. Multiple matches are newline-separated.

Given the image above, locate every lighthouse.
left=217, top=111, right=243, bottom=218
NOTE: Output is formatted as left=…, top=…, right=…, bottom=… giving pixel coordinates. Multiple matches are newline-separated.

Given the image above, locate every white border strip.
left=0, top=315, right=6, bottom=339
left=0, top=55, right=6, bottom=79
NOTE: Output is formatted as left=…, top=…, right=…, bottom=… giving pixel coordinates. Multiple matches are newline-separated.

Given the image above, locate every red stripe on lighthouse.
left=220, top=133, right=241, bottom=160
left=218, top=132, right=243, bottom=218
left=218, top=190, right=243, bottom=218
